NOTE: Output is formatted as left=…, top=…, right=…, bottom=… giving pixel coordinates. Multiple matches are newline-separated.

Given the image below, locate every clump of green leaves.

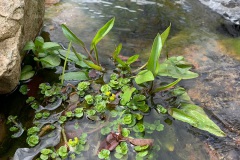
left=24, top=36, right=62, bottom=68
left=17, top=17, right=226, bottom=160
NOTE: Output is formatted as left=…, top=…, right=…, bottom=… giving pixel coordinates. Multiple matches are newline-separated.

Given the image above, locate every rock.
left=0, top=0, right=45, bottom=94
left=45, top=0, right=60, bottom=5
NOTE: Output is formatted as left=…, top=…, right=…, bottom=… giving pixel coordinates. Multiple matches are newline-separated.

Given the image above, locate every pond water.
left=1, top=0, right=240, bottom=159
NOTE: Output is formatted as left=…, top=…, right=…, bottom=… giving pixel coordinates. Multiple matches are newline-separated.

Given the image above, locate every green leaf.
left=20, top=65, right=35, bottom=80
left=19, top=85, right=28, bottom=95
left=91, top=17, right=115, bottom=49
left=126, top=55, right=139, bottom=65
left=120, top=87, right=136, bottom=105
left=160, top=24, right=171, bottom=47
left=61, top=24, right=85, bottom=47
left=59, top=72, right=88, bottom=81
left=34, top=36, right=44, bottom=47
left=23, top=41, right=35, bottom=51
left=135, top=70, right=154, bottom=84
left=158, top=56, right=199, bottom=79
left=113, top=43, right=122, bottom=60
left=39, top=54, right=61, bottom=68
left=153, top=78, right=181, bottom=93
left=83, top=60, right=104, bottom=71
left=58, top=49, right=88, bottom=68
left=147, top=33, right=162, bottom=76
left=42, top=42, right=61, bottom=51
left=169, top=104, right=226, bottom=137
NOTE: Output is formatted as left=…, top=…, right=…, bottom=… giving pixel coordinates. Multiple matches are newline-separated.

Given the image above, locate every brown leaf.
left=98, top=132, right=120, bottom=153
left=127, top=138, right=154, bottom=146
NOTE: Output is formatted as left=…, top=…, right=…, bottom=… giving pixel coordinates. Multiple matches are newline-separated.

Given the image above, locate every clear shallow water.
left=1, top=0, right=240, bottom=159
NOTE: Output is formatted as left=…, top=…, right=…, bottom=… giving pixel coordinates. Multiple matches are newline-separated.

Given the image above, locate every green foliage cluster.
left=10, top=17, right=226, bottom=160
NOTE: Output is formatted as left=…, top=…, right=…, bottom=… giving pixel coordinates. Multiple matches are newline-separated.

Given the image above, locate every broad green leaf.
left=23, top=41, right=35, bottom=51
left=161, top=24, right=171, bottom=46
left=168, top=87, right=226, bottom=137
left=135, top=70, right=154, bottom=84
left=126, top=55, right=139, bottom=65
left=113, top=43, right=122, bottom=60
left=91, top=17, right=115, bottom=49
left=42, top=42, right=61, bottom=51
left=20, top=65, right=35, bottom=80
left=61, top=24, right=85, bottom=47
left=153, top=78, right=181, bottom=93
left=40, top=54, right=61, bottom=68
left=59, top=72, right=88, bottom=81
left=158, top=56, right=199, bottom=79
left=147, top=33, right=162, bottom=76
left=34, top=36, right=44, bottom=47
left=120, top=87, right=136, bottom=105
left=169, top=104, right=226, bottom=137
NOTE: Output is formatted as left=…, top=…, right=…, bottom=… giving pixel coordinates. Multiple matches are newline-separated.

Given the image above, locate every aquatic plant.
left=9, top=17, right=226, bottom=159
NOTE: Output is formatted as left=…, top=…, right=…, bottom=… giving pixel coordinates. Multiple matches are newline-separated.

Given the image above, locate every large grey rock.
left=0, top=0, right=45, bottom=94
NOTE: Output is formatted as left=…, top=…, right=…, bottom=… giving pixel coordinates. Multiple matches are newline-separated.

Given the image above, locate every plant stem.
left=83, top=46, right=96, bottom=64
left=132, top=62, right=148, bottom=73
left=61, top=41, right=72, bottom=85
left=61, top=127, right=68, bottom=145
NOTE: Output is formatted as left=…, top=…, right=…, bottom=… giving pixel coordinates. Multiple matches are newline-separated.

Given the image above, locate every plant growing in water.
left=10, top=17, right=225, bottom=160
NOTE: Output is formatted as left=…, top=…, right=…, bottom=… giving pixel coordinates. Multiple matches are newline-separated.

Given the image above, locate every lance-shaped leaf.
left=59, top=72, right=88, bottom=81
left=91, top=17, right=115, bottom=49
left=169, top=104, right=226, bottom=137
left=160, top=24, right=171, bottom=48
left=135, top=70, right=154, bottom=84
left=42, top=42, right=61, bottom=51
left=147, top=33, right=162, bottom=76
left=126, top=55, right=139, bottom=65
left=113, top=43, right=122, bottom=60
left=61, top=24, right=85, bottom=47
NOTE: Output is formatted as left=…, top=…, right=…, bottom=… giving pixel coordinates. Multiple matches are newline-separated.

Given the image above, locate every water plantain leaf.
left=59, top=71, right=88, bottom=81
left=126, top=55, right=139, bottom=65
left=158, top=56, right=198, bottom=79
left=39, top=54, right=61, bottom=68
left=42, top=42, right=61, bottom=51
left=169, top=104, right=226, bottom=137
left=147, top=33, right=162, bottom=76
left=160, top=23, right=171, bottom=47
left=135, top=70, right=154, bottom=84
left=113, top=43, right=122, bottom=60
left=20, top=65, right=35, bottom=80
left=61, top=24, right=85, bottom=47
left=91, top=17, right=115, bottom=49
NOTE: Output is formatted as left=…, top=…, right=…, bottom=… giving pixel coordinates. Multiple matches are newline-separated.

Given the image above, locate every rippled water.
left=1, top=0, right=240, bottom=159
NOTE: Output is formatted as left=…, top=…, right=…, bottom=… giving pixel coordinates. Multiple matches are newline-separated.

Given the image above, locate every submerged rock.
left=0, top=0, right=45, bottom=94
